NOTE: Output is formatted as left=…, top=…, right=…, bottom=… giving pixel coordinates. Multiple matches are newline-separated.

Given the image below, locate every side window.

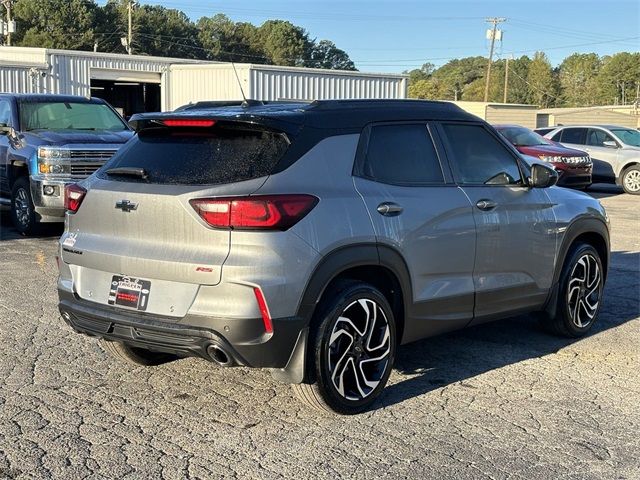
left=560, top=128, right=587, bottom=145
left=550, top=130, right=562, bottom=142
left=0, top=100, right=11, bottom=126
left=362, top=124, right=444, bottom=185
left=441, top=124, right=522, bottom=186
left=587, top=129, right=615, bottom=147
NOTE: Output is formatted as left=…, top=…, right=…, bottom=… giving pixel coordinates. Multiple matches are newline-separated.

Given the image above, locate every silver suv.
left=58, top=100, right=610, bottom=414
left=544, top=125, right=640, bottom=194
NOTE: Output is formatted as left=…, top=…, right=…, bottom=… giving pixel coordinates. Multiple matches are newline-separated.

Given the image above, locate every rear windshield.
left=20, top=101, right=128, bottom=131
left=99, top=126, right=289, bottom=185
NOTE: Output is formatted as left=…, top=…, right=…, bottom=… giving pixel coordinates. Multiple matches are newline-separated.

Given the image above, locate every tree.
left=197, top=14, right=262, bottom=62
left=307, top=40, right=356, bottom=70
left=596, top=52, right=640, bottom=105
left=527, top=52, right=558, bottom=107
left=408, top=78, right=448, bottom=100
left=558, top=53, right=601, bottom=107
left=14, top=0, right=97, bottom=50
left=257, top=20, right=312, bottom=67
left=405, top=63, right=436, bottom=85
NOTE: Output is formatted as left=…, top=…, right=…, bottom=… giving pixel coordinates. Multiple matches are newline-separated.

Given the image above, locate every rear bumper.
left=58, top=289, right=305, bottom=370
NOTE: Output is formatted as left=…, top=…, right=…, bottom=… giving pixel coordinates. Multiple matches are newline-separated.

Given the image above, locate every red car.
left=495, top=125, right=592, bottom=189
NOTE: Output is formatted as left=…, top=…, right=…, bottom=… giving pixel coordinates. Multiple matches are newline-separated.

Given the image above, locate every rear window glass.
left=99, top=127, right=289, bottom=185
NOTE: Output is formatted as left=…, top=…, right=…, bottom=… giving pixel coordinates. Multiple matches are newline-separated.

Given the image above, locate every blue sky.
left=133, top=0, right=639, bottom=73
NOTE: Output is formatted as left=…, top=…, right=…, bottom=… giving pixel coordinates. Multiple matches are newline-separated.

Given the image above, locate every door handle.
left=476, top=199, right=497, bottom=211
left=377, top=202, right=403, bottom=216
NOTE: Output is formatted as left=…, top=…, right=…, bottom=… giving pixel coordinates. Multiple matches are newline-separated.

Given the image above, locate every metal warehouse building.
left=452, top=101, right=540, bottom=129
left=536, top=105, right=640, bottom=129
left=0, top=46, right=407, bottom=116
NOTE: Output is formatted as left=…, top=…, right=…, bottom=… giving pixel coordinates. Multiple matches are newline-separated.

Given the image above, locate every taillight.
left=162, top=119, right=216, bottom=127
left=190, top=195, right=318, bottom=231
left=65, top=184, right=86, bottom=213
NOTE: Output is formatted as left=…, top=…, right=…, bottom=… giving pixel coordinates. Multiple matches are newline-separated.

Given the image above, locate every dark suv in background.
left=495, top=124, right=592, bottom=189
left=57, top=100, right=609, bottom=414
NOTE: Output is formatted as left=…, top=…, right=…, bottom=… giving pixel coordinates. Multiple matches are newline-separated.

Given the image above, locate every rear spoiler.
left=128, top=111, right=302, bottom=136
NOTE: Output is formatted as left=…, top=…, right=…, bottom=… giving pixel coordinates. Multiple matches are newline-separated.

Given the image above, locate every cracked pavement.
left=0, top=185, right=638, bottom=479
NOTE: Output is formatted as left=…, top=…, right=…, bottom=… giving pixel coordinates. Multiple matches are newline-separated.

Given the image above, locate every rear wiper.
left=106, top=167, right=149, bottom=180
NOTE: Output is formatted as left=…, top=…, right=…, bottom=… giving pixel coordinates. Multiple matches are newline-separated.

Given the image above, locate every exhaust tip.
left=207, top=344, right=231, bottom=366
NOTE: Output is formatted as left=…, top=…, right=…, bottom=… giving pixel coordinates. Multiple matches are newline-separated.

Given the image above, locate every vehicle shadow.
left=377, top=250, right=639, bottom=410
left=0, top=210, right=64, bottom=241
left=585, top=183, right=624, bottom=199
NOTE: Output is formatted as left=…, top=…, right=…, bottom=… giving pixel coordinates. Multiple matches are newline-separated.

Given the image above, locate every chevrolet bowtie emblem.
left=115, top=200, right=138, bottom=212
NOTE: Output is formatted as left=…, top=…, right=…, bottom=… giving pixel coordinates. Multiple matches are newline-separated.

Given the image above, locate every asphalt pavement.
left=0, top=184, right=638, bottom=479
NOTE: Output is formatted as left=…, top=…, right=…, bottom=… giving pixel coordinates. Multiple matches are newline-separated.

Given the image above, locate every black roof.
left=0, top=93, right=105, bottom=104
left=131, top=99, right=479, bottom=133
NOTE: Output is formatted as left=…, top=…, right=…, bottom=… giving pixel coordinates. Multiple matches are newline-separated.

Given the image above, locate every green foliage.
left=13, top=0, right=97, bottom=50
left=596, top=52, right=640, bottom=105
left=307, top=40, right=356, bottom=70
left=526, top=52, right=559, bottom=107
left=11, top=0, right=356, bottom=70
left=559, top=53, right=601, bottom=107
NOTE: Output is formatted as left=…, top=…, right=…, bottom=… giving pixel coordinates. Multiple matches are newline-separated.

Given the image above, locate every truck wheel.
left=621, top=165, right=640, bottom=195
left=11, top=177, right=38, bottom=235
left=99, top=339, right=178, bottom=366
left=540, top=243, right=604, bottom=337
left=292, top=280, right=396, bottom=414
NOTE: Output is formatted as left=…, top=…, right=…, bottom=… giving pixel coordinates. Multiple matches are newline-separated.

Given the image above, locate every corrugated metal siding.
left=486, top=106, right=538, bottom=129
left=550, top=110, right=638, bottom=129
left=249, top=67, right=406, bottom=100
left=0, top=66, right=45, bottom=93
left=0, top=47, right=47, bottom=65
left=167, top=65, right=249, bottom=109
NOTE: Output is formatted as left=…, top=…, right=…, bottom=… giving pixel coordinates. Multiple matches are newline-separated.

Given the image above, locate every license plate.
left=108, top=275, right=151, bottom=311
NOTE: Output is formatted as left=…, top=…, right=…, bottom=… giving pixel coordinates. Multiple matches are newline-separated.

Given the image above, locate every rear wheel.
left=541, top=243, right=604, bottom=337
left=99, top=339, right=178, bottom=366
left=11, top=177, right=38, bottom=235
left=293, top=280, right=396, bottom=414
left=621, top=165, right=640, bottom=195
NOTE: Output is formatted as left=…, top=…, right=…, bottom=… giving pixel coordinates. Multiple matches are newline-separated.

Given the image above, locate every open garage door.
left=90, top=69, right=161, bottom=118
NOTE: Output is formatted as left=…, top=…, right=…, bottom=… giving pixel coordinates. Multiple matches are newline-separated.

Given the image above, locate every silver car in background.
left=57, top=100, right=610, bottom=414
left=544, top=125, right=640, bottom=194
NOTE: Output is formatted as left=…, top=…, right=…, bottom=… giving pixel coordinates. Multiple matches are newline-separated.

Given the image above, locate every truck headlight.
left=38, top=147, right=71, bottom=175
left=38, top=163, right=71, bottom=174
left=538, top=155, right=563, bottom=163
left=38, top=147, right=71, bottom=160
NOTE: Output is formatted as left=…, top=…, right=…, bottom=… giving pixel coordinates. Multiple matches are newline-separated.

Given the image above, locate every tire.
left=292, top=280, right=396, bottom=414
left=99, top=339, right=178, bottom=367
left=621, top=165, right=640, bottom=195
left=11, top=177, right=38, bottom=235
left=541, top=243, right=604, bottom=338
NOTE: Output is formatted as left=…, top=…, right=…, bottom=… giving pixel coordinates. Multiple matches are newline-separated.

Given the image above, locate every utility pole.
left=2, top=0, right=13, bottom=46
left=483, top=17, right=506, bottom=102
left=503, top=55, right=510, bottom=103
left=127, top=0, right=133, bottom=55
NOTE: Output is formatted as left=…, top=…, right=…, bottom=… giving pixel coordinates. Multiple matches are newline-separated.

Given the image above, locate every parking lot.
left=0, top=185, right=638, bottom=480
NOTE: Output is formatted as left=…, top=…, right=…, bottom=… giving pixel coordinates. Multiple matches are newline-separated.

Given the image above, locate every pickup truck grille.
left=70, top=163, right=105, bottom=177
left=69, top=149, right=118, bottom=160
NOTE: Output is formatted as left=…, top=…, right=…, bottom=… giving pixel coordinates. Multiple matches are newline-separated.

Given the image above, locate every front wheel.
left=293, top=280, right=396, bottom=414
left=541, top=243, right=604, bottom=337
left=621, top=165, right=640, bottom=195
left=11, top=177, right=38, bottom=235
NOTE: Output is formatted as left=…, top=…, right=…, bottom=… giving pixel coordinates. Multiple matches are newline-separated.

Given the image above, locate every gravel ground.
left=0, top=185, right=638, bottom=480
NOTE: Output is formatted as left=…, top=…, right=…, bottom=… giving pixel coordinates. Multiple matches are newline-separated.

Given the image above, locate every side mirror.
left=529, top=163, right=558, bottom=189
left=602, top=140, right=618, bottom=148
